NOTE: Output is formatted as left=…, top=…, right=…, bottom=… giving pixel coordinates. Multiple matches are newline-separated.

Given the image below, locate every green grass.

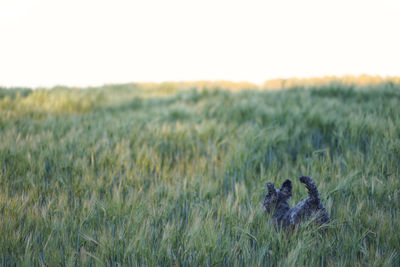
left=0, top=82, right=399, bottom=266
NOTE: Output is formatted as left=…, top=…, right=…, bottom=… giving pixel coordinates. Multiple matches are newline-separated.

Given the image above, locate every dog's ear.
left=280, top=179, right=292, bottom=198
left=266, top=182, right=277, bottom=195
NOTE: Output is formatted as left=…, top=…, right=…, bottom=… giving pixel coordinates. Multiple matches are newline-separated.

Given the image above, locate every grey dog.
left=263, top=176, right=330, bottom=227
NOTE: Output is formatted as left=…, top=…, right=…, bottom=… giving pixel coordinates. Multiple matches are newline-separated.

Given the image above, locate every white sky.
left=0, top=0, right=399, bottom=88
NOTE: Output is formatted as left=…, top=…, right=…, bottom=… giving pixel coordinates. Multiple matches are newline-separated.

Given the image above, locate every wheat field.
left=0, top=81, right=399, bottom=266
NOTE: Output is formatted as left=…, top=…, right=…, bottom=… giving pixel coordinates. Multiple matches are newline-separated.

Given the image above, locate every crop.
left=0, top=81, right=399, bottom=266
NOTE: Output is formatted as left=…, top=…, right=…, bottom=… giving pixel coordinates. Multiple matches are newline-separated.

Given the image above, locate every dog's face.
left=263, top=180, right=292, bottom=213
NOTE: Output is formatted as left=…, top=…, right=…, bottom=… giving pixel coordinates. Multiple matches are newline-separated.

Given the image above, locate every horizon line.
left=1, top=74, right=400, bottom=90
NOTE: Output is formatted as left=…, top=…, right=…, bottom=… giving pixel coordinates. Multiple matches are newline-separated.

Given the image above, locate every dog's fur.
left=263, top=176, right=329, bottom=227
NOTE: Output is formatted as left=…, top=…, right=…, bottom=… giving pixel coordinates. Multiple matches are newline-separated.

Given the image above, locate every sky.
left=0, top=0, right=399, bottom=88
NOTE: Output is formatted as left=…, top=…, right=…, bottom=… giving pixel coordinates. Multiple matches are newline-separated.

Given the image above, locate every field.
left=0, top=81, right=399, bottom=266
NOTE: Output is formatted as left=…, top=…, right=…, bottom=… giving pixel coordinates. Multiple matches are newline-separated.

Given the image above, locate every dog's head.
left=263, top=179, right=292, bottom=213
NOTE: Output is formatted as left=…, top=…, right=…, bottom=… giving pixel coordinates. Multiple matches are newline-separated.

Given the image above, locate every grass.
left=0, top=81, right=399, bottom=266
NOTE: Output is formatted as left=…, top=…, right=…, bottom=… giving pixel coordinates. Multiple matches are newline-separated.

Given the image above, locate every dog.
left=263, top=176, right=330, bottom=228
